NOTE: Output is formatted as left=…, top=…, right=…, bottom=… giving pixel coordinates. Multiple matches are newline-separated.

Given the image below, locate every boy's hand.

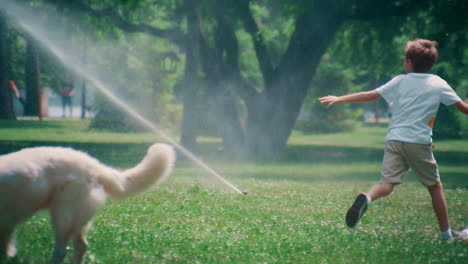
left=319, top=95, right=340, bottom=108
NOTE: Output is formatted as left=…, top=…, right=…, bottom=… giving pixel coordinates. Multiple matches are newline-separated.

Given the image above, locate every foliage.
left=297, top=56, right=363, bottom=133
left=89, top=96, right=141, bottom=132
left=7, top=1, right=69, bottom=95
left=432, top=105, right=461, bottom=140
left=460, top=114, right=468, bottom=139
left=3, top=0, right=182, bottom=130
left=314, top=3, right=468, bottom=137
left=295, top=109, right=362, bottom=134
left=327, top=19, right=402, bottom=83
left=3, top=0, right=467, bottom=151
left=85, top=31, right=182, bottom=131
left=248, top=2, right=295, bottom=68
left=8, top=28, right=26, bottom=89
left=157, top=103, right=183, bottom=133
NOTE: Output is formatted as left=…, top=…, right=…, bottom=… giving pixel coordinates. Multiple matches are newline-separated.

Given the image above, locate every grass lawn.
left=0, top=119, right=467, bottom=263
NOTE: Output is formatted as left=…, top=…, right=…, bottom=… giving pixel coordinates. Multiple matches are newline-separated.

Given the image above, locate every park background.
left=0, top=0, right=467, bottom=263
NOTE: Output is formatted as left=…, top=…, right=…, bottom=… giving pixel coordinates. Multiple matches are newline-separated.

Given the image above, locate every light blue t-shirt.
left=376, top=73, right=461, bottom=144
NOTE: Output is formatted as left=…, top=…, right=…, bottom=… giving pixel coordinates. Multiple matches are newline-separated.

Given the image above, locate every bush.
left=295, top=106, right=363, bottom=133
left=297, top=57, right=364, bottom=134
left=89, top=96, right=182, bottom=133
left=155, top=103, right=182, bottom=134
left=459, top=114, right=468, bottom=139
left=432, top=105, right=462, bottom=140
left=90, top=100, right=146, bottom=132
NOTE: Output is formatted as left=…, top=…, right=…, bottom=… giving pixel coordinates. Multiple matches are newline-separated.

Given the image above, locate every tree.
left=420, top=0, right=468, bottom=139
left=179, top=0, right=202, bottom=152
left=13, top=0, right=465, bottom=155
left=2, top=0, right=70, bottom=120
left=23, top=36, right=42, bottom=117
left=236, top=1, right=346, bottom=155
left=0, top=9, right=15, bottom=120
left=326, top=0, right=468, bottom=139
left=193, top=0, right=427, bottom=155
left=41, top=0, right=424, bottom=154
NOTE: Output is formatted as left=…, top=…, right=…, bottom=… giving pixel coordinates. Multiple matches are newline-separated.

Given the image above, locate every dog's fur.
left=0, top=143, right=175, bottom=263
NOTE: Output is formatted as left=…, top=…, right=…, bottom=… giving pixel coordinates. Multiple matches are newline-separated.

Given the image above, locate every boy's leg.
left=367, top=182, right=395, bottom=201
left=403, top=143, right=460, bottom=240
left=346, top=183, right=394, bottom=228
left=427, top=182, right=449, bottom=232
left=346, top=141, right=406, bottom=228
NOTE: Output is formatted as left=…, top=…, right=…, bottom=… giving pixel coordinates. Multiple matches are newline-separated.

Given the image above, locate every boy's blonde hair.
left=404, top=39, right=438, bottom=73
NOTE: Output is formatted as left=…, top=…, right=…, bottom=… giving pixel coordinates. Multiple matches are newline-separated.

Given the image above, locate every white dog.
left=0, top=143, right=175, bottom=263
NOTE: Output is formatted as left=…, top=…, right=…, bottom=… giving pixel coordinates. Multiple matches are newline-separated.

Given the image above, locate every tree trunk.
left=245, top=79, right=305, bottom=156
left=24, top=36, right=41, bottom=117
left=0, top=10, right=15, bottom=120
left=244, top=10, right=343, bottom=156
left=194, top=2, right=345, bottom=157
left=180, top=0, right=201, bottom=152
left=198, top=5, right=246, bottom=156
left=210, top=81, right=245, bottom=156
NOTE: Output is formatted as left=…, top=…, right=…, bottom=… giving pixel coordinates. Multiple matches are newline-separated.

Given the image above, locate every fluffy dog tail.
left=99, top=143, right=175, bottom=199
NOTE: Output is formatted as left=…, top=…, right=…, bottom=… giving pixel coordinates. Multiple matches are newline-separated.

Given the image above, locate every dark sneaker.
left=346, top=193, right=370, bottom=228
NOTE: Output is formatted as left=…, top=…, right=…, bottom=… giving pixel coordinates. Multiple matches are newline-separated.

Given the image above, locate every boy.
left=319, top=38, right=468, bottom=240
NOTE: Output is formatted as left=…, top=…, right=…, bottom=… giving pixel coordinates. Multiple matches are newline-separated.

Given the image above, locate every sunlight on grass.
left=0, top=119, right=163, bottom=143
left=1, top=120, right=467, bottom=263
left=10, top=179, right=467, bottom=264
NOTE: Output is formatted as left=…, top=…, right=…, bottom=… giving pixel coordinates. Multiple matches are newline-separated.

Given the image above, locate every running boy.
left=319, top=38, right=468, bottom=240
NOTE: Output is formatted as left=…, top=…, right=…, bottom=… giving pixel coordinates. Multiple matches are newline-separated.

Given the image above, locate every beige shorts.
left=381, top=140, right=439, bottom=186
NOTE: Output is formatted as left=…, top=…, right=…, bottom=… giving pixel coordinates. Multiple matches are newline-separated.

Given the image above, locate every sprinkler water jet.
left=3, top=1, right=245, bottom=195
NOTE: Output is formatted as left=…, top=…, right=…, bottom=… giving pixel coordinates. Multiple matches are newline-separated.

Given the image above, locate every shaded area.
left=0, top=119, right=74, bottom=129
left=283, top=144, right=467, bottom=167
left=0, top=140, right=150, bottom=168
left=283, top=145, right=384, bottom=164
left=0, top=140, right=466, bottom=189
left=227, top=169, right=468, bottom=190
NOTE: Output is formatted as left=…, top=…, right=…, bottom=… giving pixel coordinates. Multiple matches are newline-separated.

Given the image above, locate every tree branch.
left=350, top=0, right=426, bottom=21
left=235, top=0, right=273, bottom=81
left=44, top=0, right=185, bottom=46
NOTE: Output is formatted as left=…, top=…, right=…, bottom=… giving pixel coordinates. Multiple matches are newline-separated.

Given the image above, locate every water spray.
left=3, top=2, right=246, bottom=195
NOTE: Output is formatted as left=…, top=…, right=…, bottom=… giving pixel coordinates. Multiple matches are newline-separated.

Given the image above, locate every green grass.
left=1, top=120, right=467, bottom=263
left=0, top=119, right=162, bottom=143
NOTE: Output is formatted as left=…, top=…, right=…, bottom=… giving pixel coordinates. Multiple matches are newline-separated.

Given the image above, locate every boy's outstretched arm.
left=454, top=101, right=468, bottom=115
left=319, top=90, right=381, bottom=108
